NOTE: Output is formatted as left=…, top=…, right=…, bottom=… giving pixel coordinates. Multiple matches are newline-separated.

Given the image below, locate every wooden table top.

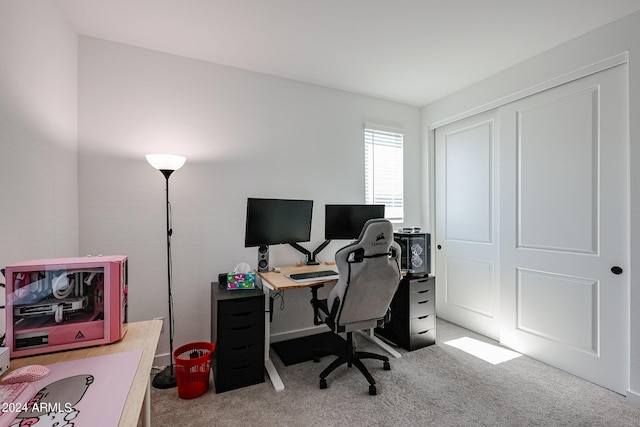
left=8, top=319, right=162, bottom=427
left=257, top=263, right=339, bottom=291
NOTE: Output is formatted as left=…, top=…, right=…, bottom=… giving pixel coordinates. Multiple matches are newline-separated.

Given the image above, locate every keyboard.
left=0, top=382, right=29, bottom=405
left=287, top=270, right=339, bottom=282
left=0, top=382, right=33, bottom=424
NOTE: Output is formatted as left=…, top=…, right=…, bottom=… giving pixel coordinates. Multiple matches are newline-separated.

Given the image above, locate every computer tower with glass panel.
left=5, top=256, right=128, bottom=358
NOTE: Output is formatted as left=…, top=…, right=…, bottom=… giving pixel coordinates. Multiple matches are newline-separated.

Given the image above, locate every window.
left=364, top=127, right=404, bottom=222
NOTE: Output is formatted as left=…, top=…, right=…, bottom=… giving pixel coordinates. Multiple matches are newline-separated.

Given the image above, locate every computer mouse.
left=1, top=365, right=50, bottom=384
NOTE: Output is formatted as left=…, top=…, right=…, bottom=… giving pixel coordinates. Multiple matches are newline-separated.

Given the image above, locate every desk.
left=8, top=320, right=162, bottom=427
left=258, top=264, right=340, bottom=290
left=258, top=264, right=401, bottom=392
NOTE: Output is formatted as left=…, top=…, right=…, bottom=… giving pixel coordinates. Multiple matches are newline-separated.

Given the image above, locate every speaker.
left=217, top=273, right=228, bottom=288
left=394, top=232, right=430, bottom=278
left=257, top=245, right=269, bottom=272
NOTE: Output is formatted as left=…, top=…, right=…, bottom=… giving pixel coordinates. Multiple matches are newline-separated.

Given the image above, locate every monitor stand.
left=289, top=242, right=320, bottom=265
left=311, top=239, right=331, bottom=263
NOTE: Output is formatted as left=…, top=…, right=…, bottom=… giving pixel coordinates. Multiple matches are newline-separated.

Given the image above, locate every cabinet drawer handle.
left=417, top=330, right=430, bottom=335
left=231, top=311, right=253, bottom=317
left=418, top=315, right=430, bottom=320
left=231, top=344, right=253, bottom=351
left=230, top=299, right=253, bottom=305
left=417, top=289, right=430, bottom=294
left=417, top=300, right=430, bottom=304
left=233, top=364, right=252, bottom=371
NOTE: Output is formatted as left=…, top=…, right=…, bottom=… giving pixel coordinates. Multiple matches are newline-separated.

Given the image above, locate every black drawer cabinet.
left=375, top=276, right=436, bottom=351
left=211, top=283, right=265, bottom=393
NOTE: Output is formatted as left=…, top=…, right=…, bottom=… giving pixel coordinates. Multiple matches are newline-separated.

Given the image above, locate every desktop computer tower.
left=394, top=232, right=430, bottom=278
left=5, top=256, right=128, bottom=358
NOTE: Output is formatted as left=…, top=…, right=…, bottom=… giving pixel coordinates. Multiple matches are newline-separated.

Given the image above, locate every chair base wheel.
left=383, top=361, right=391, bottom=370
left=320, top=378, right=327, bottom=389
left=369, top=385, right=377, bottom=395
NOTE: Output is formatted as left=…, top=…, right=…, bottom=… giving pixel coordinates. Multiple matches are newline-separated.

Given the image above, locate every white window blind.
left=365, top=127, right=404, bottom=222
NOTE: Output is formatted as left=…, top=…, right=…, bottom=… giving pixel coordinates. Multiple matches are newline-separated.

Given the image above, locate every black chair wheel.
left=383, top=361, right=391, bottom=370
left=369, top=385, right=377, bottom=395
left=320, top=378, right=327, bottom=389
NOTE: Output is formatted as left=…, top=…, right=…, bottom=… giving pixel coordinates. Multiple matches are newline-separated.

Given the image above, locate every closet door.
left=499, top=64, right=629, bottom=393
left=435, top=111, right=501, bottom=339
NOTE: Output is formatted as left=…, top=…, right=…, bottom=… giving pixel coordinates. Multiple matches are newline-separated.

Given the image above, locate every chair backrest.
left=327, top=219, right=402, bottom=332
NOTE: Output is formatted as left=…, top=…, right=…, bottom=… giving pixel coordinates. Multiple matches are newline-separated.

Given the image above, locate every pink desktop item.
left=1, top=365, right=50, bottom=384
left=5, top=256, right=128, bottom=358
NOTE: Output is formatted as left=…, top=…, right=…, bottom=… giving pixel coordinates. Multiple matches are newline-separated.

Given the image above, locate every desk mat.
left=3, top=350, right=141, bottom=427
left=271, top=332, right=345, bottom=366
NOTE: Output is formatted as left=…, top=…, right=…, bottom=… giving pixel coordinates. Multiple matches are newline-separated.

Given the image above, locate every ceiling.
left=56, top=0, right=640, bottom=107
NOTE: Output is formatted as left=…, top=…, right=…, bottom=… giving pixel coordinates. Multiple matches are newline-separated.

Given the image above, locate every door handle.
left=611, top=266, right=623, bottom=275
left=437, top=245, right=442, bottom=250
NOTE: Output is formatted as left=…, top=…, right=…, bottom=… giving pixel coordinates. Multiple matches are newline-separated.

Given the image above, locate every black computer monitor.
left=244, top=198, right=313, bottom=247
left=324, top=204, right=385, bottom=240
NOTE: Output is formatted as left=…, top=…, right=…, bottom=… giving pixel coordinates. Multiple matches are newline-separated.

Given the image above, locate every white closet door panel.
left=516, top=268, right=597, bottom=354
left=517, top=88, right=598, bottom=253
left=500, top=64, right=628, bottom=394
left=435, top=111, right=500, bottom=340
left=445, top=123, right=493, bottom=243
left=446, top=257, right=494, bottom=317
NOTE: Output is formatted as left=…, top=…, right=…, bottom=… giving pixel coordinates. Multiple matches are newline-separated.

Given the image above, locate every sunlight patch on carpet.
left=444, top=337, right=522, bottom=365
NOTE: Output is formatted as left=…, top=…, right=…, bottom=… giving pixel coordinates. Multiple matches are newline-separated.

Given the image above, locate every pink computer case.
left=5, top=256, right=128, bottom=358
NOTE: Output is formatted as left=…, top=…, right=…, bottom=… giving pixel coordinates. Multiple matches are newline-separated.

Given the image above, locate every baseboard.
left=626, top=389, right=640, bottom=407
left=153, top=352, right=171, bottom=367
left=270, top=324, right=329, bottom=344
left=151, top=326, right=330, bottom=364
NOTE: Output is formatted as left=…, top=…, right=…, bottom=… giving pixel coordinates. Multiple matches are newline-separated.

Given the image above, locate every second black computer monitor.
left=325, top=204, right=385, bottom=240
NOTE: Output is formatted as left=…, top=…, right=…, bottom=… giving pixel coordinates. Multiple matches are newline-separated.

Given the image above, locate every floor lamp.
left=146, top=153, right=186, bottom=389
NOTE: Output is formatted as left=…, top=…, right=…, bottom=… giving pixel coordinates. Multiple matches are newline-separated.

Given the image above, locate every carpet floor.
left=150, top=319, right=640, bottom=426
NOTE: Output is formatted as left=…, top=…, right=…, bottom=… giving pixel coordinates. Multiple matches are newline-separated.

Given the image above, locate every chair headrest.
left=353, top=219, right=394, bottom=254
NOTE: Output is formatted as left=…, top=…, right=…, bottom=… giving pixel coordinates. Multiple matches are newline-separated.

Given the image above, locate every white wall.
left=15, top=2, right=637, bottom=394
left=0, top=0, right=79, bottom=332
left=77, top=37, right=422, bottom=361
left=422, top=11, right=640, bottom=401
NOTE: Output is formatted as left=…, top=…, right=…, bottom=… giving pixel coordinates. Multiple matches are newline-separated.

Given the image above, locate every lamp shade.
left=145, top=154, right=186, bottom=171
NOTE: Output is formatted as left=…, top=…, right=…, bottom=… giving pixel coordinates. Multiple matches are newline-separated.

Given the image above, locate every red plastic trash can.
left=173, top=341, right=215, bottom=399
